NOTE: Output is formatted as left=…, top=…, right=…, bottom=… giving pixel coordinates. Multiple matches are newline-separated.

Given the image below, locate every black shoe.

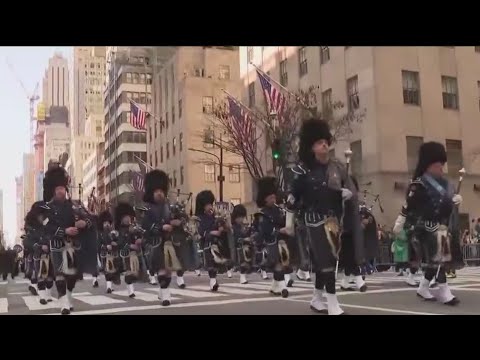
left=162, top=300, right=171, bottom=307
left=70, top=307, right=74, bottom=312
left=93, top=281, right=99, bottom=288
left=107, top=288, right=113, bottom=294
left=61, top=308, right=70, bottom=315
left=310, top=305, right=328, bottom=314
left=212, top=283, right=219, bottom=292
left=179, top=284, right=186, bottom=289
left=28, top=286, right=38, bottom=296
left=359, top=284, right=367, bottom=293
left=281, top=289, right=289, bottom=298
left=129, top=293, right=136, bottom=298
left=47, top=298, right=53, bottom=302
left=444, top=297, right=460, bottom=306
left=39, top=299, right=48, bottom=305
left=286, top=279, right=294, bottom=287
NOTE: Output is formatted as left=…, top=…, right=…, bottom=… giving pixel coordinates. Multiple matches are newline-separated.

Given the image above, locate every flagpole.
left=134, top=154, right=154, bottom=171
left=249, top=62, right=311, bottom=109
left=129, top=98, right=164, bottom=128
left=220, top=88, right=273, bottom=131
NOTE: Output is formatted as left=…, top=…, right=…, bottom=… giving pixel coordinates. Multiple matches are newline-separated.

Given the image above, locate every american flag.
left=131, top=171, right=145, bottom=192
left=256, top=70, right=287, bottom=116
left=227, top=95, right=253, bottom=138
left=130, top=101, right=148, bottom=130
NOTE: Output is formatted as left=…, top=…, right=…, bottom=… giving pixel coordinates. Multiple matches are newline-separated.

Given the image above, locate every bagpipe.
left=206, top=202, right=235, bottom=267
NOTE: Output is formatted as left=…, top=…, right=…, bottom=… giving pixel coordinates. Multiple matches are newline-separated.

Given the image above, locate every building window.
left=179, top=132, right=183, bottom=152
left=402, top=70, right=421, bottom=105
left=247, top=47, right=254, bottom=63
left=478, top=81, right=480, bottom=111
left=160, top=146, right=163, bottom=162
left=126, top=73, right=132, bottom=83
left=475, top=47, right=480, bottom=53
left=178, top=99, right=182, bottom=118
left=230, top=198, right=241, bottom=206
left=165, top=112, right=169, bottom=129
left=229, top=166, right=240, bottom=183
left=140, top=73, right=146, bottom=84
left=442, top=76, right=459, bottom=110
left=347, top=75, right=359, bottom=111
left=320, top=46, right=330, bottom=64
left=173, top=170, right=177, bottom=187
left=219, top=65, right=230, bottom=80
left=166, top=142, right=170, bottom=159
left=203, top=128, right=214, bottom=149
left=406, top=136, right=424, bottom=174
left=279, top=59, right=288, bottom=87
left=154, top=151, right=158, bottom=168
left=173, top=137, right=177, bottom=156
left=202, top=96, right=213, bottom=114
left=248, top=82, right=255, bottom=107
left=180, top=166, right=184, bottom=185
left=146, top=73, right=152, bottom=84
left=298, top=47, right=308, bottom=76
left=322, top=89, right=332, bottom=112
left=350, top=140, right=362, bottom=177
left=172, top=106, right=175, bottom=124
left=133, top=73, right=139, bottom=84
left=446, top=140, right=463, bottom=176
left=204, top=164, right=215, bottom=182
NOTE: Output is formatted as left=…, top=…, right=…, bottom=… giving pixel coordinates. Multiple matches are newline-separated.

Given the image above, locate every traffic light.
left=272, top=138, right=282, bottom=161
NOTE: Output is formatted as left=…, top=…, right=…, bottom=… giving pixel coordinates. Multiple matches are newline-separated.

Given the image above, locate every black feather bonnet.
left=143, top=169, right=169, bottom=203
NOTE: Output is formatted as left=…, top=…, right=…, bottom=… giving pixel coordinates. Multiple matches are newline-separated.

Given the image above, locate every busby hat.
left=114, top=202, right=136, bottom=229
left=298, top=118, right=332, bottom=168
left=24, top=201, right=49, bottom=227
left=231, top=204, right=247, bottom=221
left=195, top=190, right=215, bottom=216
left=43, top=167, right=69, bottom=202
left=97, top=210, right=113, bottom=231
left=256, top=177, right=278, bottom=208
left=143, top=169, right=169, bottom=203
left=413, top=141, right=447, bottom=179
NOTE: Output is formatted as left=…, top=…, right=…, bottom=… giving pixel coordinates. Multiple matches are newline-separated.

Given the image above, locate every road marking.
left=289, top=287, right=416, bottom=300
left=74, top=295, right=126, bottom=306
left=188, top=285, right=261, bottom=296
left=0, top=281, right=8, bottom=286
left=169, top=288, right=225, bottom=298
left=9, top=292, right=31, bottom=295
left=45, top=296, right=285, bottom=315
left=449, top=287, right=480, bottom=292
left=286, top=298, right=443, bottom=315
left=0, top=298, right=8, bottom=313
left=12, top=279, right=31, bottom=285
left=113, top=290, right=179, bottom=302
left=23, top=296, right=60, bottom=311
left=224, top=283, right=309, bottom=294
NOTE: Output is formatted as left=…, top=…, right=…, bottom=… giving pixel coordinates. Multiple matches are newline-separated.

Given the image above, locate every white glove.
left=286, top=194, right=295, bottom=205
left=341, top=188, right=353, bottom=201
left=393, top=215, right=406, bottom=235
left=452, top=194, right=463, bottom=205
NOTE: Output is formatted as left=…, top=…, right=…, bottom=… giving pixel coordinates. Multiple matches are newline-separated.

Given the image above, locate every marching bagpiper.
left=42, top=166, right=81, bottom=315
left=393, top=142, right=462, bottom=305
left=231, top=204, right=254, bottom=284
left=286, top=118, right=363, bottom=315
left=141, top=169, right=180, bottom=306
left=195, top=190, right=233, bottom=291
left=112, top=202, right=143, bottom=298
left=97, top=210, right=119, bottom=293
left=255, top=177, right=296, bottom=298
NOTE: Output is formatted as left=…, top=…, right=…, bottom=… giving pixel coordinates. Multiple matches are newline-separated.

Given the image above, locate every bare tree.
left=200, top=86, right=366, bottom=187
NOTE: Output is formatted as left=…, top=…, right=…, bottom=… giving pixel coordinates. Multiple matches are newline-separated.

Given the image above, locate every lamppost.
left=188, top=144, right=225, bottom=202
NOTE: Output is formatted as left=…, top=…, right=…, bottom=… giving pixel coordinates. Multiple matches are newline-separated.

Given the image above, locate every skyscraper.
left=42, top=52, right=69, bottom=112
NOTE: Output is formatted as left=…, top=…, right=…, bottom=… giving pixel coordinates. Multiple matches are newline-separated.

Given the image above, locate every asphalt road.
left=1, top=267, right=479, bottom=315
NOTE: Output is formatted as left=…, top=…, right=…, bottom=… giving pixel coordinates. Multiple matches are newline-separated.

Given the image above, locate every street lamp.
left=188, top=145, right=225, bottom=202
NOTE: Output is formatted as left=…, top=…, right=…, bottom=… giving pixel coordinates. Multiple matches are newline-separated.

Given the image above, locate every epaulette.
left=291, top=164, right=307, bottom=175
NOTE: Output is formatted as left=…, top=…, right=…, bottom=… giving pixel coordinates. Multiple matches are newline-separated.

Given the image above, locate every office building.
left=103, top=47, right=153, bottom=205
left=240, top=46, right=480, bottom=226
left=42, top=52, right=69, bottom=111
left=149, top=46, right=245, bottom=204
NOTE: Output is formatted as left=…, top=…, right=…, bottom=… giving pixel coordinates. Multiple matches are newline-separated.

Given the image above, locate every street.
left=1, top=267, right=479, bottom=315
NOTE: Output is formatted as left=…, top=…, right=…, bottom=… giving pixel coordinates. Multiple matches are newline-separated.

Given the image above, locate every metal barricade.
left=462, top=243, right=480, bottom=266
left=374, top=242, right=394, bottom=271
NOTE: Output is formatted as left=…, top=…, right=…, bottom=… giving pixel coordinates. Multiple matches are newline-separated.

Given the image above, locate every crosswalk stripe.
left=0, top=281, right=8, bottom=286
left=113, top=290, right=179, bottom=302
left=23, top=296, right=59, bottom=311
left=188, top=285, right=261, bottom=296
left=74, top=295, right=126, bottom=306
left=143, top=287, right=225, bottom=298
left=0, top=298, right=8, bottom=313
left=222, top=283, right=309, bottom=294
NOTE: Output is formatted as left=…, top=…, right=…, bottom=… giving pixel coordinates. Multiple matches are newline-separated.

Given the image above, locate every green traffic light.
left=273, top=153, right=280, bottom=160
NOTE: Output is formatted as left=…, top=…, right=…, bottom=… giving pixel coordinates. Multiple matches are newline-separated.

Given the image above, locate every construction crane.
left=5, top=57, right=40, bottom=151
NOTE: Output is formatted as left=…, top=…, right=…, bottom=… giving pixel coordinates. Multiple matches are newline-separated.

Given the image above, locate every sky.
left=0, top=46, right=72, bottom=246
